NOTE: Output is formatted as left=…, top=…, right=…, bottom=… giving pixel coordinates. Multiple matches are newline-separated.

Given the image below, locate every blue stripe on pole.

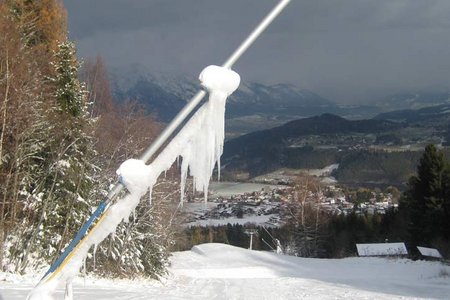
left=41, top=200, right=109, bottom=280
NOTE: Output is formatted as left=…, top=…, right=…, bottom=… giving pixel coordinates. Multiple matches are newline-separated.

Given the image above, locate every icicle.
left=148, top=186, right=153, bottom=206
left=64, top=281, right=73, bottom=300
left=93, top=244, right=97, bottom=271
left=82, top=256, right=87, bottom=281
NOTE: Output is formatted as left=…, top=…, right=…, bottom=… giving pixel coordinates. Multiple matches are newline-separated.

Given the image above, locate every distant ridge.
left=222, top=113, right=401, bottom=176
left=374, top=104, right=450, bottom=123
left=224, top=113, right=398, bottom=159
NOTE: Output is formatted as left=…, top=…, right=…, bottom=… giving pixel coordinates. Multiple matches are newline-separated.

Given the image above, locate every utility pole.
left=245, top=229, right=258, bottom=250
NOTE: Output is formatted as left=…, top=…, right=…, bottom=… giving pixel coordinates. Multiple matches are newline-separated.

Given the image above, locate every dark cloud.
left=64, top=0, right=450, bottom=103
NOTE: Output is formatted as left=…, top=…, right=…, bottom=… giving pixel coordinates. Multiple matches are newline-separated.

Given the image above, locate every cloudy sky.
left=64, top=0, right=450, bottom=103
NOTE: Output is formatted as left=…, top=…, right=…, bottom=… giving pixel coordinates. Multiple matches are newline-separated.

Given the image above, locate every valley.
left=222, top=107, right=450, bottom=188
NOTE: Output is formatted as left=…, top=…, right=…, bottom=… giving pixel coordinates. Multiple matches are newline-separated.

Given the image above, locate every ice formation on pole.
left=28, top=65, right=240, bottom=299
left=153, top=65, right=240, bottom=202
left=116, top=159, right=154, bottom=195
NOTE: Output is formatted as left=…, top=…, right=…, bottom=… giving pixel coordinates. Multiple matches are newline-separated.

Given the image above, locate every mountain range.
left=111, top=67, right=450, bottom=138
left=113, top=67, right=335, bottom=121
left=110, top=67, right=450, bottom=184
left=375, top=91, right=450, bottom=111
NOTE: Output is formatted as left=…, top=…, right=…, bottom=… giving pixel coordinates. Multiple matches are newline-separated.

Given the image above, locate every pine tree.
left=41, top=40, right=100, bottom=258
left=401, top=144, right=450, bottom=250
left=51, top=41, right=85, bottom=117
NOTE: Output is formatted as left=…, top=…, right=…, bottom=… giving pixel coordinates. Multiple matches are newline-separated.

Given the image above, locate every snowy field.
left=2, top=243, right=450, bottom=299
left=209, top=181, right=283, bottom=197
left=185, top=214, right=277, bottom=227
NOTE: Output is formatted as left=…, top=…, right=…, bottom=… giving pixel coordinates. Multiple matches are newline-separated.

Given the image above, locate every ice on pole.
left=28, top=66, right=240, bottom=299
left=152, top=65, right=240, bottom=203
left=30, top=0, right=291, bottom=296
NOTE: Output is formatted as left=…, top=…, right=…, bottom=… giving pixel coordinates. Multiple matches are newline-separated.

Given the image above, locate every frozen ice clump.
left=199, top=65, right=240, bottom=95
left=152, top=65, right=240, bottom=203
left=116, top=159, right=153, bottom=195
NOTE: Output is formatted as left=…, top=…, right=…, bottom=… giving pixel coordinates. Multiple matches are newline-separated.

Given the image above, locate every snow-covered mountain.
left=111, top=66, right=336, bottom=122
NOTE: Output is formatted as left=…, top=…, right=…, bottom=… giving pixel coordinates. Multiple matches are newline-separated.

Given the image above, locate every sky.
left=64, top=0, right=450, bottom=104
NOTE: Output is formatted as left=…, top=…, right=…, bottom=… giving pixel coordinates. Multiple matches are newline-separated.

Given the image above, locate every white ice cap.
left=116, top=159, right=153, bottom=195
left=199, top=65, right=240, bottom=96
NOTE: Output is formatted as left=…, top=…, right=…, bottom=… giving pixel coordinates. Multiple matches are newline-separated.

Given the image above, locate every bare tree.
left=284, top=175, right=329, bottom=257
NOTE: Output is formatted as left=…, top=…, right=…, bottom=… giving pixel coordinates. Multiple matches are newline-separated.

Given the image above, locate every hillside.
left=224, top=113, right=397, bottom=154
left=374, top=103, right=450, bottom=123
left=374, top=91, right=450, bottom=111
left=2, top=243, right=450, bottom=299
left=222, top=114, right=408, bottom=180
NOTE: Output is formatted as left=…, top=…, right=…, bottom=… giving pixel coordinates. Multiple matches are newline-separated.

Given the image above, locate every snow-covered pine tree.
left=81, top=58, right=173, bottom=278
left=91, top=179, right=178, bottom=278
left=29, top=40, right=101, bottom=267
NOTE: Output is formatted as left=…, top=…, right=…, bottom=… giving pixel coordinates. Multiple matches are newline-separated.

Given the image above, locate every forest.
left=0, top=0, right=177, bottom=278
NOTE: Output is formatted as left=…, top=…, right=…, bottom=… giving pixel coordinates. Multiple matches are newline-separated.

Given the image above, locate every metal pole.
left=37, top=1, right=291, bottom=285
left=106, top=0, right=291, bottom=202
left=223, top=0, right=291, bottom=69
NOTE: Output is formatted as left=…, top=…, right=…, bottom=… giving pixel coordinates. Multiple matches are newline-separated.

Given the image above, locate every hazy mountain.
left=111, top=66, right=338, bottom=123
left=374, top=103, right=450, bottom=123
left=112, top=67, right=450, bottom=138
left=374, top=91, right=450, bottom=111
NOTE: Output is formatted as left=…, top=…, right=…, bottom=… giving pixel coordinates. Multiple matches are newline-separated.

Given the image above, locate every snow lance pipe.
left=38, top=0, right=291, bottom=284
left=105, top=0, right=291, bottom=202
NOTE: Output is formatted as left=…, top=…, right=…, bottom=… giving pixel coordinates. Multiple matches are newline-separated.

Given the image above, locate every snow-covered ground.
left=209, top=181, right=283, bottom=197
left=185, top=213, right=278, bottom=227
left=305, top=163, right=339, bottom=184
left=305, top=163, right=339, bottom=177
left=2, top=243, right=450, bottom=299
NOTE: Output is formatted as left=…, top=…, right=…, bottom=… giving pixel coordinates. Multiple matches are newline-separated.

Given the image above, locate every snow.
left=27, top=66, right=240, bottom=298
left=199, top=65, right=240, bottom=95
left=28, top=192, right=146, bottom=300
left=417, top=246, right=443, bottom=259
left=306, top=163, right=339, bottom=177
left=356, top=242, right=408, bottom=257
left=185, top=214, right=277, bottom=227
left=209, top=181, right=282, bottom=197
left=116, top=159, right=153, bottom=195
left=4, top=243, right=450, bottom=299
left=151, top=65, right=239, bottom=202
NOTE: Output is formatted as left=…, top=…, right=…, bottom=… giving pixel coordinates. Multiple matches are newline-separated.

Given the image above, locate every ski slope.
left=2, top=243, right=449, bottom=299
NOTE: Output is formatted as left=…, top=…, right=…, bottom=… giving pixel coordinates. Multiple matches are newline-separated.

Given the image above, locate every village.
left=183, top=173, right=399, bottom=228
